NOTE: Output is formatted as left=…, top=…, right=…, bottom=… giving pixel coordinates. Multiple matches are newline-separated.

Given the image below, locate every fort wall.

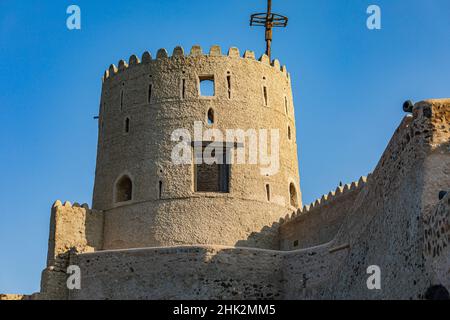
left=102, top=197, right=290, bottom=250
left=68, top=244, right=347, bottom=300
left=39, top=201, right=103, bottom=300
left=317, top=99, right=450, bottom=299
left=69, top=246, right=284, bottom=300
left=64, top=100, right=450, bottom=300
left=279, top=177, right=367, bottom=250
left=0, top=294, right=32, bottom=300
left=2, top=40, right=445, bottom=301
left=424, top=192, right=450, bottom=291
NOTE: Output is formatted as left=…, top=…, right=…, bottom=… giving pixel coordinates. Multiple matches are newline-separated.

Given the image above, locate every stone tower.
left=93, top=45, right=301, bottom=250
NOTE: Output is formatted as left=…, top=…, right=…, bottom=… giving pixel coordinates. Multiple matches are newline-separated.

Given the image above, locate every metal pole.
left=265, top=0, right=273, bottom=59
left=250, top=0, right=287, bottom=60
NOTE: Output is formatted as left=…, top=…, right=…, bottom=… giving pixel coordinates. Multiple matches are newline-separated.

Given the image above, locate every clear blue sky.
left=0, top=0, right=449, bottom=294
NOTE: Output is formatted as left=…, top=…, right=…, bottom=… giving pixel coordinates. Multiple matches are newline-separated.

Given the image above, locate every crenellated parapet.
left=40, top=200, right=104, bottom=299
left=279, top=176, right=369, bottom=226
left=52, top=200, right=90, bottom=210
left=239, top=176, right=370, bottom=251
left=102, top=45, right=290, bottom=82
left=46, top=200, right=103, bottom=264
left=277, top=176, right=369, bottom=250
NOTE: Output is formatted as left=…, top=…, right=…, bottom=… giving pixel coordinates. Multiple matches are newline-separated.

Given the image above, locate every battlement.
left=46, top=200, right=103, bottom=265
left=52, top=200, right=90, bottom=210
left=276, top=176, right=368, bottom=250
left=102, top=45, right=290, bottom=81
left=280, top=176, right=369, bottom=226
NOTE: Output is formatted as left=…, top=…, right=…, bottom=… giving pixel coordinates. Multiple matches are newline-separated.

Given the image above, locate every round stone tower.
left=93, top=45, right=301, bottom=250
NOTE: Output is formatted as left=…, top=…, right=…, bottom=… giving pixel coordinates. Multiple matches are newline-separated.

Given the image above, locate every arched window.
left=289, top=183, right=298, bottom=207
left=115, top=175, right=132, bottom=203
left=207, top=108, right=214, bottom=125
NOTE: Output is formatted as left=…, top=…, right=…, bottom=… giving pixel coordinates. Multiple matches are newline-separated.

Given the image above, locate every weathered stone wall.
left=67, top=244, right=348, bottom=300
left=102, top=197, right=291, bottom=249
left=424, top=192, right=450, bottom=292
left=29, top=100, right=449, bottom=300
left=281, top=242, right=349, bottom=299
left=67, top=241, right=361, bottom=300
left=69, top=246, right=284, bottom=300
left=279, top=178, right=367, bottom=250
left=39, top=201, right=104, bottom=300
left=93, top=45, right=301, bottom=250
left=0, top=294, right=32, bottom=300
left=315, top=99, right=450, bottom=299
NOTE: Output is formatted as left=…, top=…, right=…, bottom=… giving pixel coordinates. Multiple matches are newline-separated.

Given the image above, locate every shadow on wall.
left=234, top=222, right=282, bottom=250
left=425, top=285, right=450, bottom=300
left=234, top=177, right=367, bottom=252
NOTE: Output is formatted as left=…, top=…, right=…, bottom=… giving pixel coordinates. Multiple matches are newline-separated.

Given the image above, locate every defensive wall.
left=27, top=99, right=449, bottom=300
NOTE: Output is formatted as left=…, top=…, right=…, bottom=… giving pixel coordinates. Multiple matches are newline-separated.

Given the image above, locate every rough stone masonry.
left=2, top=45, right=449, bottom=300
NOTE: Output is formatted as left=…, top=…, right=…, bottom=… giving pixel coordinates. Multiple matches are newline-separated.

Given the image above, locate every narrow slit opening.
left=285, top=97, right=288, bottom=115
left=182, top=79, right=186, bottom=99
left=266, top=184, right=271, bottom=201
left=124, top=117, right=130, bottom=133
left=148, top=84, right=152, bottom=103
left=227, top=75, right=231, bottom=99
left=263, top=86, right=268, bottom=106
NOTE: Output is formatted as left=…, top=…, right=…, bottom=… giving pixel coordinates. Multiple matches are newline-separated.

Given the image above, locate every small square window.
left=199, top=75, right=215, bottom=97
left=293, top=240, right=299, bottom=247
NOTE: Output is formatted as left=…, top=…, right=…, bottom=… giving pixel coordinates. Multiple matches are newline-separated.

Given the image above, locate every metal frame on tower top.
left=250, top=0, right=288, bottom=60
